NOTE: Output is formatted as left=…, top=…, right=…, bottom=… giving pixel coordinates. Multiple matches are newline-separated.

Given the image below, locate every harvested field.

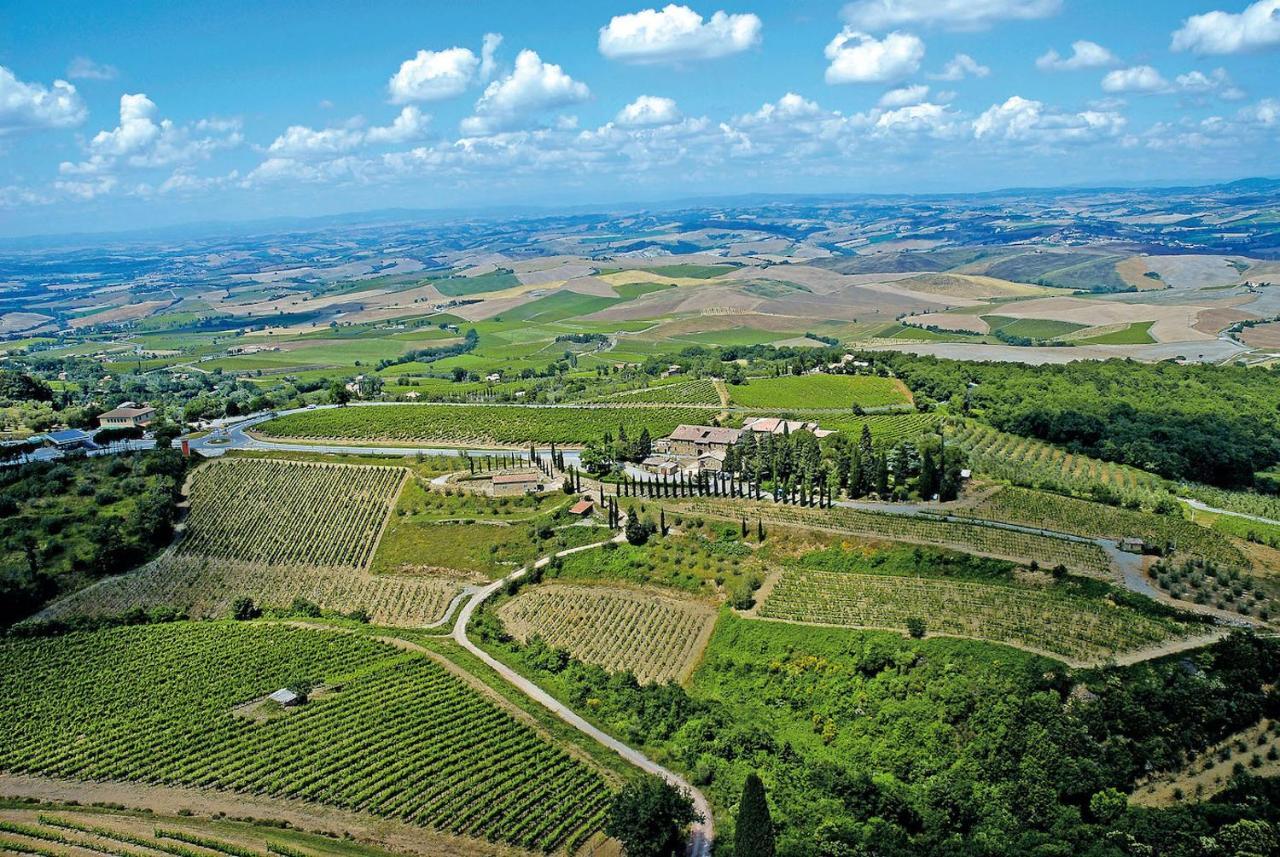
left=1194, top=307, right=1257, bottom=335
left=894, top=273, right=1064, bottom=299
left=1240, top=320, right=1280, bottom=348
left=1138, top=254, right=1251, bottom=290
left=905, top=312, right=990, bottom=334
left=0, top=313, right=54, bottom=334
left=1115, top=255, right=1170, bottom=290
left=69, top=300, right=172, bottom=329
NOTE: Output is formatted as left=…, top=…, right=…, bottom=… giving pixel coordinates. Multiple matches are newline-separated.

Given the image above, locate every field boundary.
left=0, top=775, right=535, bottom=857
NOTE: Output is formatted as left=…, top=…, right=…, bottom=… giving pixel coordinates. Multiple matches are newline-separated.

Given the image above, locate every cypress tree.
left=735, top=773, right=775, bottom=857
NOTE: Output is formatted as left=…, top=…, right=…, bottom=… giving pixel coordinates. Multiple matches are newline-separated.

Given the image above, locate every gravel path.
left=451, top=534, right=715, bottom=857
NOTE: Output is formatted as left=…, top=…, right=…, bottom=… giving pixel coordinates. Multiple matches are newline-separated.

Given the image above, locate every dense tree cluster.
left=0, top=449, right=186, bottom=626
left=875, top=353, right=1280, bottom=489
left=722, top=425, right=965, bottom=503
left=579, top=425, right=654, bottom=474
left=481, top=611, right=1280, bottom=857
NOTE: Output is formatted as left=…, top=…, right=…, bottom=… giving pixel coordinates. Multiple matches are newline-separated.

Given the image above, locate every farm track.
left=1181, top=497, right=1280, bottom=528
left=452, top=535, right=715, bottom=857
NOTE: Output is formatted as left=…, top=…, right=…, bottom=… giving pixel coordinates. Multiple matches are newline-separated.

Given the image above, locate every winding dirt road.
left=450, top=536, right=715, bottom=857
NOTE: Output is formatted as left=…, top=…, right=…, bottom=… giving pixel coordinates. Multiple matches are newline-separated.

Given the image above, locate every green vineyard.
left=178, top=459, right=406, bottom=568
left=678, top=500, right=1113, bottom=575
left=259, top=404, right=711, bottom=445
left=0, top=624, right=610, bottom=853
left=757, top=569, right=1188, bottom=664
left=728, top=374, right=911, bottom=410
left=38, top=555, right=470, bottom=627
left=962, top=486, right=1248, bottom=568
left=949, top=421, right=1167, bottom=499
left=497, top=584, right=717, bottom=684
left=587, top=379, right=722, bottom=405
left=801, top=411, right=935, bottom=442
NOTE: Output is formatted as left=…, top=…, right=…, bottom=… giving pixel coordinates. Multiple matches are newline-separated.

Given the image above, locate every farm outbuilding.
left=642, top=456, right=682, bottom=476
left=42, top=428, right=93, bottom=450
left=268, top=688, right=302, bottom=707
left=491, top=471, right=542, bottom=497
left=569, top=499, right=594, bottom=517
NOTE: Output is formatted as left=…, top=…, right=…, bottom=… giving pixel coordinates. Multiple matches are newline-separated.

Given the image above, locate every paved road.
left=451, top=536, right=715, bottom=857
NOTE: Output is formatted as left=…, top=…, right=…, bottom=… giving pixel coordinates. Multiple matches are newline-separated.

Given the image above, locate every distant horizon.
left=3, top=171, right=1277, bottom=247
left=4, top=1, right=1278, bottom=238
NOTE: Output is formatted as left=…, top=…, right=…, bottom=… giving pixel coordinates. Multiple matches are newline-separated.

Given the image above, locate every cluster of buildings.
left=643, top=417, right=835, bottom=476
left=7, top=401, right=158, bottom=455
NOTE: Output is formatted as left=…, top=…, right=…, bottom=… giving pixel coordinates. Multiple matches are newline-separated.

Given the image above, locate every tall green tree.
left=735, top=773, right=776, bottom=857
left=605, top=775, right=699, bottom=857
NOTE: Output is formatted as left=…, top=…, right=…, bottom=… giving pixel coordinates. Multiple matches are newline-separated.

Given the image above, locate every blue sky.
left=1, top=0, right=1277, bottom=236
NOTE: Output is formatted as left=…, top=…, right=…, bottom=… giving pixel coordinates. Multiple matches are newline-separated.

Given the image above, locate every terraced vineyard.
left=0, top=623, right=610, bottom=853
left=177, top=459, right=405, bottom=569
left=260, top=404, right=709, bottom=445
left=962, top=486, right=1247, bottom=568
left=729, top=374, right=911, bottom=410
left=497, top=584, right=717, bottom=684
left=950, top=421, right=1167, bottom=499
left=38, top=555, right=470, bottom=627
left=679, top=500, right=1113, bottom=575
left=757, top=569, right=1188, bottom=664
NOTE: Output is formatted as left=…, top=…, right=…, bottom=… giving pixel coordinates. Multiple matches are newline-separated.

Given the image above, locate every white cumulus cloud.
left=1098, top=64, right=1244, bottom=99
left=462, top=49, right=589, bottom=135
left=61, top=93, right=241, bottom=176
left=598, top=5, right=762, bottom=64
left=365, top=106, right=432, bottom=144
left=930, top=53, right=989, bottom=80
left=268, top=107, right=430, bottom=156
left=1238, top=97, right=1279, bottom=125
left=1101, top=65, right=1169, bottom=93
left=879, top=84, right=930, bottom=107
left=388, top=34, right=502, bottom=104
left=1175, top=68, right=1245, bottom=99
left=973, top=94, right=1125, bottom=144
left=874, top=101, right=957, bottom=134
left=616, top=95, right=682, bottom=127
left=1171, top=0, right=1280, bottom=54
left=0, top=66, right=86, bottom=133
left=843, top=0, right=1061, bottom=31
left=267, top=124, right=363, bottom=157
left=738, top=92, right=824, bottom=125
left=1035, top=40, right=1117, bottom=71
left=825, top=29, right=925, bottom=83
